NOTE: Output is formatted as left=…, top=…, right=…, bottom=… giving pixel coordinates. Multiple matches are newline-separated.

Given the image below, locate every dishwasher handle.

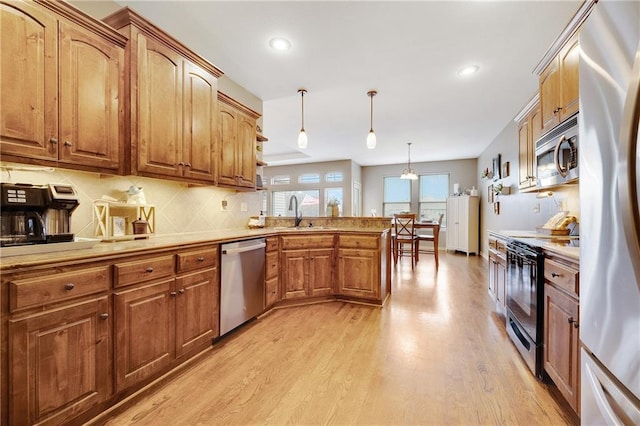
left=222, top=242, right=266, bottom=255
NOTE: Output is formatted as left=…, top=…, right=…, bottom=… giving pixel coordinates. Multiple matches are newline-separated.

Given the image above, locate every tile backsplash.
left=1, top=162, right=263, bottom=238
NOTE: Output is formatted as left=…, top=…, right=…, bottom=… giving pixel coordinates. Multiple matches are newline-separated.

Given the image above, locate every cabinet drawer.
left=545, top=258, right=579, bottom=295
left=114, top=254, right=175, bottom=288
left=266, top=236, right=279, bottom=252
left=280, top=234, right=334, bottom=250
left=177, top=247, right=218, bottom=273
left=339, top=235, right=379, bottom=249
left=488, top=237, right=497, bottom=250
left=9, top=266, right=111, bottom=312
left=265, top=251, right=279, bottom=279
left=265, top=276, right=278, bottom=307
left=496, top=240, right=507, bottom=255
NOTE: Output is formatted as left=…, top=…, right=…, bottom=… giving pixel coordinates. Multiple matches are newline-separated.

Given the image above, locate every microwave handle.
left=553, top=135, right=568, bottom=177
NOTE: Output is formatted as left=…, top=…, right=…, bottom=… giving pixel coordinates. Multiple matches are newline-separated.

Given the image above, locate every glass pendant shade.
left=400, top=142, right=418, bottom=179
left=298, top=130, right=308, bottom=149
left=367, top=90, right=377, bottom=149
left=297, top=89, right=307, bottom=149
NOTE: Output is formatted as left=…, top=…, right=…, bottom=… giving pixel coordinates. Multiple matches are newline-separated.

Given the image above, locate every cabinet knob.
left=99, top=313, right=109, bottom=320
left=178, top=288, right=185, bottom=294
left=197, top=257, right=205, bottom=262
left=64, top=283, right=75, bottom=291
left=49, top=137, right=58, bottom=145
left=64, top=140, right=72, bottom=147
left=170, top=291, right=177, bottom=297
left=567, top=317, right=575, bottom=324
left=551, top=272, right=560, bottom=278
left=573, top=322, right=579, bottom=329
left=145, top=267, right=154, bottom=273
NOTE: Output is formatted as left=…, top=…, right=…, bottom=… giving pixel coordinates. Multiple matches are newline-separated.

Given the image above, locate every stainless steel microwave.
left=535, top=113, right=579, bottom=188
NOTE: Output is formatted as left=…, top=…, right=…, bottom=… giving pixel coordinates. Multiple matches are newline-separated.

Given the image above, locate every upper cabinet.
left=516, top=94, right=542, bottom=191
left=1, top=0, right=126, bottom=173
left=103, top=8, right=223, bottom=184
left=217, top=92, right=259, bottom=189
left=539, top=34, right=580, bottom=135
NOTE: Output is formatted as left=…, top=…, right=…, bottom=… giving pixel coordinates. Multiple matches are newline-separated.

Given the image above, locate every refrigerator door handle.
left=617, top=46, right=640, bottom=288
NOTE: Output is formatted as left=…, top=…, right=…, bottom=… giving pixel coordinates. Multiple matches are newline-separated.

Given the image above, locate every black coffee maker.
left=1, top=183, right=79, bottom=246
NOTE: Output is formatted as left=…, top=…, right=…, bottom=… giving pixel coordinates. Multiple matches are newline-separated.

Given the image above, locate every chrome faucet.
left=288, top=195, right=303, bottom=227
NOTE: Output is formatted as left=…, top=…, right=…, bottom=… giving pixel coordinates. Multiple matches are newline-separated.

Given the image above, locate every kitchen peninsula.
left=0, top=219, right=391, bottom=425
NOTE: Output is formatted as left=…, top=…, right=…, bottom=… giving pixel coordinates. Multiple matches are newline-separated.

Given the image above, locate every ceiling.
left=110, top=0, right=582, bottom=167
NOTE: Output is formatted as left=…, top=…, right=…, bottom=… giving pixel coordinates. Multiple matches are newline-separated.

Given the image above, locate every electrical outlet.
left=558, top=199, right=567, bottom=211
left=533, top=202, right=540, bottom=213
left=221, top=200, right=228, bottom=211
left=240, top=202, right=248, bottom=212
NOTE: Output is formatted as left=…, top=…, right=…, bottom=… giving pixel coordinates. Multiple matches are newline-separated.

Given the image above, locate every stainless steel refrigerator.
left=579, top=0, right=640, bottom=423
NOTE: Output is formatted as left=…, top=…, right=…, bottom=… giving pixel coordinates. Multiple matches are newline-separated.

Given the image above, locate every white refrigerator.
left=579, top=0, right=640, bottom=424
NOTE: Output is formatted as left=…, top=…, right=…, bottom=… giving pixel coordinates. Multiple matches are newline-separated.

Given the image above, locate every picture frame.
left=492, top=154, right=501, bottom=181
left=112, top=216, right=126, bottom=237
left=494, top=201, right=500, bottom=215
left=488, top=184, right=494, bottom=204
left=502, top=161, right=510, bottom=178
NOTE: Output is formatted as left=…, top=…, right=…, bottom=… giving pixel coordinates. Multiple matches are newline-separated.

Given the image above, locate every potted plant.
left=326, top=198, right=340, bottom=217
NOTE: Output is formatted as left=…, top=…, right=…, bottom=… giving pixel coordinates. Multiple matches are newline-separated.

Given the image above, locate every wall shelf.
left=93, top=201, right=156, bottom=241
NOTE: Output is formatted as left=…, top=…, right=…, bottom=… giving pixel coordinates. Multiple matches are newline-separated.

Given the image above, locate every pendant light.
left=400, top=142, right=418, bottom=180
left=366, top=90, right=377, bottom=149
left=297, top=89, right=308, bottom=149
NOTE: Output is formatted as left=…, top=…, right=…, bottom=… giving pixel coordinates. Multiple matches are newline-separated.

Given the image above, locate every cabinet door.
left=236, top=113, right=256, bottom=188
left=281, top=250, right=308, bottom=299
left=488, top=254, right=497, bottom=298
left=540, top=58, right=560, bottom=135
left=559, top=35, right=579, bottom=120
left=496, top=256, right=507, bottom=309
left=337, top=248, right=379, bottom=299
left=457, top=197, right=470, bottom=250
left=114, top=278, right=175, bottom=392
left=217, top=103, right=239, bottom=186
left=446, top=197, right=458, bottom=250
left=136, top=34, right=182, bottom=177
left=0, top=1, right=58, bottom=160
left=9, top=297, right=111, bottom=425
left=58, top=22, right=122, bottom=170
left=175, top=268, right=217, bottom=358
left=517, top=117, right=531, bottom=189
left=183, top=61, right=217, bottom=182
left=544, top=283, right=580, bottom=412
left=308, top=248, right=334, bottom=297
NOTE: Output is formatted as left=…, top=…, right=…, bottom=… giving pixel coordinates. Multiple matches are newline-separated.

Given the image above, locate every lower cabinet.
left=336, top=234, right=381, bottom=301
left=487, top=233, right=507, bottom=314
left=265, top=237, right=280, bottom=308
left=543, top=257, right=580, bottom=414
left=280, top=234, right=335, bottom=300
left=9, top=296, right=111, bottom=426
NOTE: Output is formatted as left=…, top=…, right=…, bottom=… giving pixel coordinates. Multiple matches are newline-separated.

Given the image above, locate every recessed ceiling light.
left=269, top=37, right=291, bottom=51
left=458, top=65, right=480, bottom=77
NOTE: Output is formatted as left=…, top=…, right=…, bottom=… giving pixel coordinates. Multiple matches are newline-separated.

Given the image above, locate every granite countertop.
left=0, top=227, right=388, bottom=270
left=491, top=230, right=580, bottom=261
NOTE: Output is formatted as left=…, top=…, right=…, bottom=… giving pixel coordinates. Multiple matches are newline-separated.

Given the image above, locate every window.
left=419, top=173, right=449, bottom=227
left=299, top=173, right=320, bottom=184
left=271, top=190, right=320, bottom=217
left=325, top=172, right=343, bottom=182
left=325, top=187, right=343, bottom=216
left=383, top=176, right=411, bottom=216
left=271, top=175, right=291, bottom=185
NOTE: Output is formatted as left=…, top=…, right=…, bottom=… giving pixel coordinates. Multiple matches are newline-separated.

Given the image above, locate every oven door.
left=506, top=242, right=543, bottom=342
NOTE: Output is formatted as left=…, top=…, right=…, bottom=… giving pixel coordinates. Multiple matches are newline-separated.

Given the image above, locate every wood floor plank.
left=97, top=252, right=578, bottom=426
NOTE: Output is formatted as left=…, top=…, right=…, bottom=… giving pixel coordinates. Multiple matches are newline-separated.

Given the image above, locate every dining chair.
left=393, top=213, right=418, bottom=268
left=416, top=213, right=443, bottom=268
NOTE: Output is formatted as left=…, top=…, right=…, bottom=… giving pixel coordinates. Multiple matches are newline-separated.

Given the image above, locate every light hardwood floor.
left=98, top=252, right=578, bottom=425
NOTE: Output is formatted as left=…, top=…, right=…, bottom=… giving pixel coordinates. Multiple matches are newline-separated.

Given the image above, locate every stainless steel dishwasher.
left=220, top=238, right=266, bottom=336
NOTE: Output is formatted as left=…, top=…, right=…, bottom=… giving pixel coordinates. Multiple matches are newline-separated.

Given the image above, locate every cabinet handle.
left=64, top=283, right=75, bottom=291
left=567, top=317, right=575, bottom=324
left=197, top=257, right=205, bottom=262
left=170, top=291, right=177, bottom=297
left=573, top=322, right=579, bottom=329
left=185, top=162, right=191, bottom=168
left=99, top=313, right=109, bottom=320
left=49, top=137, right=58, bottom=145
left=178, top=288, right=185, bottom=294
left=145, top=267, right=154, bottom=273
left=178, top=161, right=185, bottom=167
left=64, top=140, right=72, bottom=147
left=551, top=272, right=560, bottom=278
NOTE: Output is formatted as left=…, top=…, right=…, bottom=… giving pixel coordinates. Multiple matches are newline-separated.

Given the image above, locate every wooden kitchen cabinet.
left=265, top=236, right=280, bottom=308
left=539, top=34, right=580, bottom=135
left=517, top=96, right=542, bottom=190
left=446, top=196, right=479, bottom=255
left=336, top=234, right=382, bottom=301
left=217, top=92, right=259, bottom=189
left=543, top=256, right=580, bottom=414
left=103, top=8, right=222, bottom=184
left=280, top=234, right=335, bottom=300
left=3, top=262, right=112, bottom=426
left=1, top=0, right=125, bottom=173
left=487, top=233, right=507, bottom=314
